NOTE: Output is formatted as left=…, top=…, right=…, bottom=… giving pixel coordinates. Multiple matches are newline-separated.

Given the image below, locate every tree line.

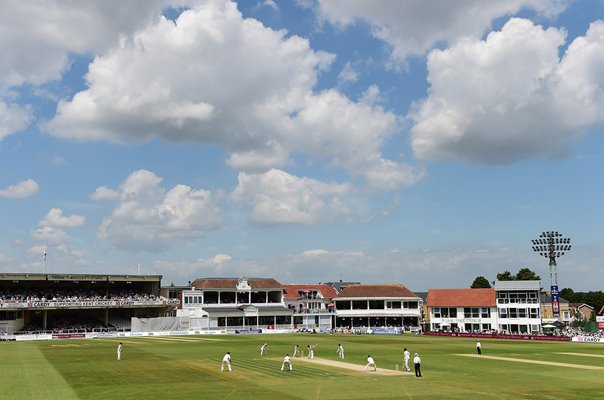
left=470, top=267, right=541, bottom=289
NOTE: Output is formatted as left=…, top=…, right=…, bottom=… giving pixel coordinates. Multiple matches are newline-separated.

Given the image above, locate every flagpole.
left=43, top=245, right=47, bottom=274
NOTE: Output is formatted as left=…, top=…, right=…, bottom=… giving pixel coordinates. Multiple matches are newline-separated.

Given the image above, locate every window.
left=404, top=301, right=419, bottom=309
left=481, top=308, right=490, bottom=318
left=518, top=308, right=527, bottom=318
left=530, top=308, right=539, bottom=318
left=434, top=307, right=457, bottom=318
left=464, top=308, right=479, bottom=318
left=352, top=300, right=368, bottom=309
left=369, top=300, right=384, bottom=309
left=509, top=308, right=518, bottom=318
left=335, top=300, right=351, bottom=310
left=509, top=293, right=517, bottom=303
left=497, top=292, right=508, bottom=304
left=386, top=301, right=401, bottom=309
left=499, top=308, right=508, bottom=318
left=205, top=291, right=219, bottom=304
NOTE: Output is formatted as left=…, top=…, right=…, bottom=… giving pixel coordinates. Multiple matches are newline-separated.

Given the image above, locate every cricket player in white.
left=307, top=344, right=316, bottom=359
left=403, top=348, right=411, bottom=372
left=117, top=342, right=123, bottom=361
left=337, top=344, right=344, bottom=359
left=281, top=354, right=293, bottom=371
left=364, top=355, right=377, bottom=371
left=221, top=352, right=232, bottom=372
left=260, top=343, right=268, bottom=356
left=293, top=345, right=300, bottom=357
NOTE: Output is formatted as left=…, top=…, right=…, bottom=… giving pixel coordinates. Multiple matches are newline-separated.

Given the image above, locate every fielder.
left=117, top=342, right=123, bottom=361
left=260, top=343, right=268, bottom=356
left=337, top=343, right=344, bottom=359
left=403, top=347, right=411, bottom=372
left=281, top=354, right=293, bottom=371
left=221, top=352, right=232, bottom=372
left=293, top=344, right=300, bottom=357
left=364, top=355, right=377, bottom=371
left=476, top=340, right=482, bottom=355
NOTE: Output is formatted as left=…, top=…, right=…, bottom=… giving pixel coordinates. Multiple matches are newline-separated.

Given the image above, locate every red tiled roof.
left=191, top=278, right=283, bottom=289
left=335, top=284, right=419, bottom=298
left=282, top=284, right=338, bottom=299
left=426, top=288, right=496, bottom=307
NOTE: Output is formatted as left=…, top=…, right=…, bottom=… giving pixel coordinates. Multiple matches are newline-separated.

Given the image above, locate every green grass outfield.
left=2, top=334, right=603, bottom=400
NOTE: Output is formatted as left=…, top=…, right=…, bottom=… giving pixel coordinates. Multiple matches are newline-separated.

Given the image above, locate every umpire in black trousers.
left=413, top=353, right=422, bottom=377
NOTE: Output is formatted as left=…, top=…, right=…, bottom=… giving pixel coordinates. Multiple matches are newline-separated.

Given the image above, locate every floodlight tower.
left=531, top=231, right=571, bottom=317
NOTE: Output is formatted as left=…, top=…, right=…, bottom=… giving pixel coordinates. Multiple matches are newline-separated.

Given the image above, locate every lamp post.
left=531, top=231, right=571, bottom=317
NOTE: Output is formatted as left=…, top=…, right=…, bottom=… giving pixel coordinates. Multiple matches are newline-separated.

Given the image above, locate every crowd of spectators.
left=564, top=327, right=603, bottom=339
left=331, top=326, right=411, bottom=334
left=0, top=288, right=159, bottom=303
left=288, top=304, right=335, bottom=314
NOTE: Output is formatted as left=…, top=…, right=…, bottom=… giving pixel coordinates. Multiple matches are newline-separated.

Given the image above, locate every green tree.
left=582, top=291, right=604, bottom=314
left=470, top=276, right=492, bottom=288
left=560, top=288, right=575, bottom=302
left=571, top=308, right=585, bottom=328
left=496, top=271, right=515, bottom=281
left=515, top=267, right=541, bottom=281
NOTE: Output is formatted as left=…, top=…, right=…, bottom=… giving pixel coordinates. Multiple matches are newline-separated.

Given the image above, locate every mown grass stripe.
left=456, top=354, right=604, bottom=370
left=1, top=343, right=79, bottom=400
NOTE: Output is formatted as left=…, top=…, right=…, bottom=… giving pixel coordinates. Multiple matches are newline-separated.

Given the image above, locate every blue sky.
left=1, top=0, right=603, bottom=291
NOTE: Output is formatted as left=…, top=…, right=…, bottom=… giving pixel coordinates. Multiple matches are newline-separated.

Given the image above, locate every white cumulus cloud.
left=0, top=102, right=32, bottom=140
left=98, top=169, right=223, bottom=252
left=39, top=208, right=86, bottom=228
left=231, top=169, right=351, bottom=225
left=212, top=254, right=232, bottom=264
left=0, top=0, right=195, bottom=90
left=0, top=179, right=39, bottom=198
left=314, top=0, right=568, bottom=63
left=45, top=0, right=418, bottom=191
left=31, top=225, right=70, bottom=246
left=90, top=186, right=119, bottom=201
left=410, top=18, right=604, bottom=164
left=30, top=209, right=86, bottom=261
